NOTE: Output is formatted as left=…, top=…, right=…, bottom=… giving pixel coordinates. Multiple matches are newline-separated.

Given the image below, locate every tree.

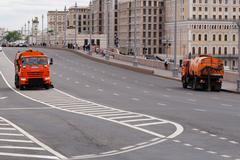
left=4, top=31, right=22, bottom=42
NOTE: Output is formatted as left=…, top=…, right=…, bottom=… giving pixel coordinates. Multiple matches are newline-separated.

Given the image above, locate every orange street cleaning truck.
left=181, top=55, right=224, bottom=91
left=14, top=49, right=53, bottom=90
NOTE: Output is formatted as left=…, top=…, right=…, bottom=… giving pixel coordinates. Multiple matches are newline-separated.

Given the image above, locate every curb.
left=37, top=47, right=239, bottom=94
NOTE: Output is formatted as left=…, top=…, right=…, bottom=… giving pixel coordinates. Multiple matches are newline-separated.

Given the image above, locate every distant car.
left=17, top=43, right=28, bottom=47
left=0, top=47, right=2, bottom=52
left=1, top=43, right=7, bottom=47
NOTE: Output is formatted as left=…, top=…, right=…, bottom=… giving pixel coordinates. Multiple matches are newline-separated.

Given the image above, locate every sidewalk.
left=51, top=47, right=240, bottom=94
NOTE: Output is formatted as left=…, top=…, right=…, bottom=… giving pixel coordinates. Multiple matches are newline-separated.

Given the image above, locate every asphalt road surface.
left=0, top=47, right=239, bottom=160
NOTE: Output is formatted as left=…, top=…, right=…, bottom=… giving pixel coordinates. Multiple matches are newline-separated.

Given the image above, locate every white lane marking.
left=0, top=97, right=8, bottom=100
left=109, top=115, right=143, bottom=120
left=188, top=99, right=196, bottom=102
left=0, top=133, right=24, bottom=136
left=221, top=155, right=232, bottom=158
left=219, top=137, right=228, bottom=140
left=193, top=109, right=206, bottom=112
left=194, top=147, right=204, bottom=151
left=0, top=124, right=10, bottom=126
left=184, top=143, right=193, bottom=147
left=207, top=151, right=217, bottom=154
left=131, top=98, right=139, bottom=101
left=200, top=131, right=208, bottom=134
left=96, top=112, right=132, bottom=117
left=134, top=121, right=167, bottom=127
left=157, top=103, right=166, bottom=106
left=113, top=93, right=119, bottom=96
left=0, top=146, right=45, bottom=151
left=221, top=104, right=233, bottom=107
left=136, top=142, right=148, bottom=146
left=172, top=140, right=181, bottom=143
left=101, top=150, right=118, bottom=155
left=121, top=118, right=153, bottom=123
left=97, top=89, right=103, bottom=92
left=192, top=128, right=199, bottom=131
left=163, top=95, right=170, bottom=98
left=143, top=91, right=149, bottom=94
left=0, top=152, right=59, bottom=159
left=0, top=117, right=67, bottom=160
left=210, top=134, right=217, bottom=137
left=0, top=128, right=16, bottom=131
left=0, top=139, right=33, bottom=143
left=229, top=141, right=239, bottom=144
left=150, top=138, right=161, bottom=142
left=121, top=146, right=135, bottom=150
left=0, top=107, right=52, bottom=111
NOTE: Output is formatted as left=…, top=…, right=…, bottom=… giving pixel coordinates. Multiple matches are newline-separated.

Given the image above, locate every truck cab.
left=14, top=49, right=53, bottom=90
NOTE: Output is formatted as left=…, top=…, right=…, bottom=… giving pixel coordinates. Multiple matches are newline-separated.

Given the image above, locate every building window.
left=224, top=34, right=228, bottom=41
left=198, top=47, right=201, bottom=55
left=213, top=34, right=216, bottom=41
left=213, top=47, right=216, bottom=55
left=224, top=47, right=227, bottom=55
left=233, top=47, right=236, bottom=55
left=192, top=47, right=196, bottom=55
left=198, top=34, right=202, bottom=41
left=233, top=34, right=236, bottom=41
left=193, top=34, right=196, bottom=41
left=204, top=34, right=207, bottom=41
left=218, top=47, right=222, bottom=55
left=219, top=34, right=222, bottom=41
left=204, top=47, right=207, bottom=54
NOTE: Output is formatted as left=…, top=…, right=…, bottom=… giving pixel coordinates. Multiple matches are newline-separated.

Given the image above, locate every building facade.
left=164, top=0, right=239, bottom=69
left=118, top=0, right=164, bottom=56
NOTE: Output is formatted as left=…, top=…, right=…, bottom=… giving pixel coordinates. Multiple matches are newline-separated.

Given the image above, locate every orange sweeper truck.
left=181, top=55, right=224, bottom=91
left=14, top=49, right=53, bottom=90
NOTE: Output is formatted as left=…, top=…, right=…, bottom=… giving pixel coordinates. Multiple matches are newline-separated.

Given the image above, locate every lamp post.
left=105, top=0, right=110, bottom=60
left=42, top=14, right=44, bottom=45
left=89, top=0, right=93, bottom=55
left=172, top=0, right=178, bottom=77
left=237, top=22, right=240, bottom=92
left=64, top=6, right=67, bottom=47
left=133, top=0, right=138, bottom=66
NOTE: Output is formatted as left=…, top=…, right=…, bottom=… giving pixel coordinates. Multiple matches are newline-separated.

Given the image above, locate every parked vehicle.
left=181, top=55, right=224, bottom=91
left=14, top=49, right=54, bottom=90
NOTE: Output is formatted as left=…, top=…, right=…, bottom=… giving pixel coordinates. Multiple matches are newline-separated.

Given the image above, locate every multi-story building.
left=164, top=0, right=239, bottom=69
left=91, top=0, right=118, bottom=48
left=118, top=0, right=164, bottom=56
left=47, top=10, right=67, bottom=35
left=67, top=4, right=90, bottom=35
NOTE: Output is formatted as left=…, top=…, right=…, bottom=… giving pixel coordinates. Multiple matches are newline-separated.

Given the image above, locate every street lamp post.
left=105, top=0, right=110, bottom=60
left=89, top=1, right=93, bottom=55
left=133, top=0, right=138, bottom=66
left=42, top=14, right=44, bottom=45
left=237, top=22, right=240, bottom=92
left=173, top=0, right=178, bottom=77
left=64, top=6, right=67, bottom=48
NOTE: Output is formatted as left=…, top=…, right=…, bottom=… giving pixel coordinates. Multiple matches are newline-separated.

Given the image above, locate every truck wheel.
left=44, top=85, right=50, bottom=90
left=15, top=74, right=19, bottom=89
left=182, top=82, right=188, bottom=89
left=192, top=77, right=198, bottom=90
left=19, top=85, right=25, bottom=90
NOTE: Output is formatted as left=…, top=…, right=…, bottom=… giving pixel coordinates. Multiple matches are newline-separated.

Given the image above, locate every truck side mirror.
left=50, top=58, right=53, bottom=65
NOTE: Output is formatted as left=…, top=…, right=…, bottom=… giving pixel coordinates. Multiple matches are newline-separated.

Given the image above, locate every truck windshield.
left=22, top=57, right=48, bottom=65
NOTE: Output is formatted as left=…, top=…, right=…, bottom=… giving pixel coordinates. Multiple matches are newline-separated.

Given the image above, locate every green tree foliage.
left=4, top=31, right=22, bottom=42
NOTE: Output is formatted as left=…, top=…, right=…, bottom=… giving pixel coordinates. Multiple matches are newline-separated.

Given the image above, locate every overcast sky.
left=0, top=0, right=89, bottom=31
